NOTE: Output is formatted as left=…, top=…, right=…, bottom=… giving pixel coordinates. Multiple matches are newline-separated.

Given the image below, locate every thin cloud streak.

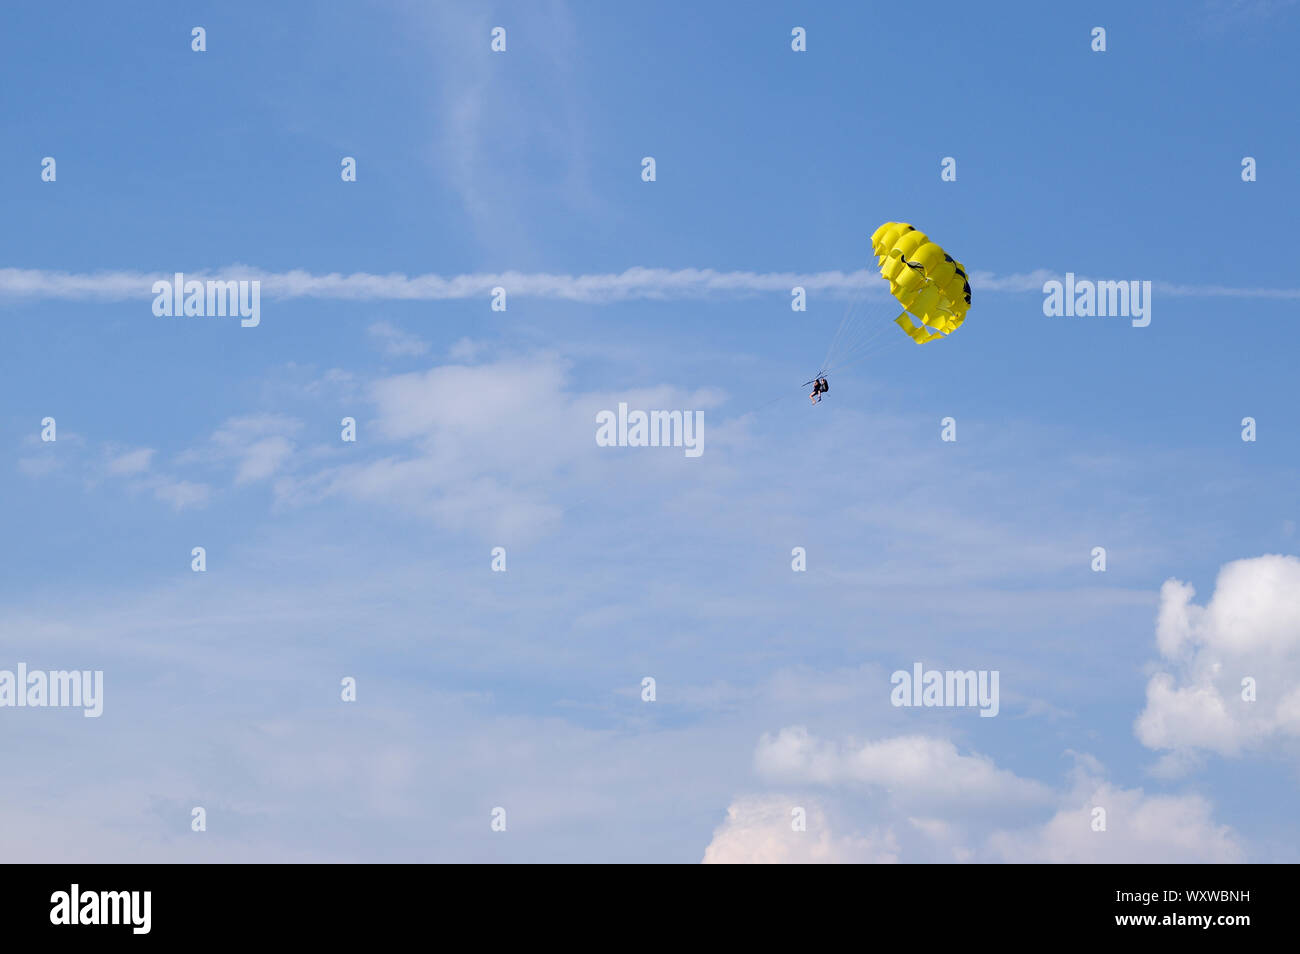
left=2, top=266, right=1297, bottom=304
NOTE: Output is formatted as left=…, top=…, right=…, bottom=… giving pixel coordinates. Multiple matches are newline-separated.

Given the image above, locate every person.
left=809, top=377, right=829, bottom=404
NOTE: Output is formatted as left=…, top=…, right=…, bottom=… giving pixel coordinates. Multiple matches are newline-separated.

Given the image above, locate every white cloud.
left=447, top=337, right=484, bottom=362
left=16, top=435, right=210, bottom=509
left=368, top=320, right=430, bottom=357
left=234, top=437, right=294, bottom=485
left=988, top=782, right=1244, bottom=863
left=1136, top=554, right=1300, bottom=760
left=203, top=414, right=302, bottom=485
left=702, top=796, right=899, bottom=864
left=15, top=431, right=83, bottom=479
left=706, top=735, right=1245, bottom=863
left=273, top=353, right=724, bottom=541
left=17, top=455, right=61, bottom=477
left=0, top=264, right=880, bottom=303
left=754, top=726, right=1052, bottom=811
left=106, top=447, right=154, bottom=476
left=406, top=1, right=599, bottom=251
left=5, top=266, right=1293, bottom=305
left=149, top=477, right=212, bottom=510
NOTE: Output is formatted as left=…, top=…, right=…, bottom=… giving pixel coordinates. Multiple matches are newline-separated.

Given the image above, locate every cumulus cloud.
left=988, top=777, right=1244, bottom=863
left=754, top=726, right=1052, bottom=811
left=702, top=796, right=899, bottom=864
left=1135, top=554, right=1300, bottom=760
left=705, top=734, right=1244, bottom=863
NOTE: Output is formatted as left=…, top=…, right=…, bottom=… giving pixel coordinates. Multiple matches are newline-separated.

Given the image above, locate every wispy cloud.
left=190, top=414, right=303, bottom=486
left=408, top=0, right=598, bottom=254
left=368, top=320, right=431, bottom=357
left=1199, top=0, right=1298, bottom=31
left=146, top=477, right=212, bottom=511
left=105, top=447, right=155, bottom=476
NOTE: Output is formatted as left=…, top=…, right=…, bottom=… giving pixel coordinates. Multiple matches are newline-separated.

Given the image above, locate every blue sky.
left=2, top=0, right=1299, bottom=862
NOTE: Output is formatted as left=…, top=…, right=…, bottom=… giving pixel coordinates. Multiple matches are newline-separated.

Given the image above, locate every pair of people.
left=809, top=377, right=829, bottom=403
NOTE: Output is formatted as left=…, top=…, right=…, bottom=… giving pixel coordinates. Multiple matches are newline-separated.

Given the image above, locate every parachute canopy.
left=870, top=222, right=971, bottom=344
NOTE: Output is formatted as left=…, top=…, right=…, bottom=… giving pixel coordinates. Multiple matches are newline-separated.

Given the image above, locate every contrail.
left=1, top=266, right=1296, bottom=304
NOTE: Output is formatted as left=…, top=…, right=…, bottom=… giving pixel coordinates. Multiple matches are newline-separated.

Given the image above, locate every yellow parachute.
left=870, top=221, right=972, bottom=344
left=814, top=222, right=972, bottom=383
